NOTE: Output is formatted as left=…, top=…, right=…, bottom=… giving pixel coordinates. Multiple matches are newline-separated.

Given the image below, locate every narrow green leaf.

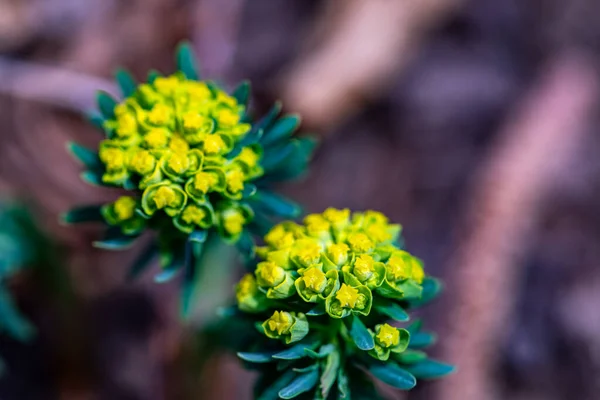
left=189, top=230, right=208, bottom=243
left=114, top=68, right=137, bottom=97
left=147, top=70, right=161, bottom=84
left=369, top=362, right=416, bottom=390
left=261, top=114, right=301, bottom=147
left=233, top=80, right=251, bottom=107
left=306, top=303, right=326, bottom=316
left=374, top=300, right=409, bottom=322
left=86, top=112, right=105, bottom=131
left=80, top=170, right=104, bottom=187
left=257, top=370, right=296, bottom=400
left=251, top=190, right=302, bottom=219
left=408, top=332, right=437, bottom=349
left=127, top=240, right=158, bottom=281
left=261, top=142, right=296, bottom=171
left=409, top=277, right=442, bottom=308
left=254, top=101, right=282, bottom=132
left=96, top=91, right=117, bottom=119
left=60, top=205, right=103, bottom=225
left=278, top=369, right=319, bottom=399
left=293, top=364, right=319, bottom=373
left=305, top=343, right=335, bottom=359
left=66, top=142, right=101, bottom=169
left=242, top=183, right=257, bottom=199
left=176, top=41, right=200, bottom=80
left=93, top=229, right=138, bottom=250
left=320, top=350, right=340, bottom=398
left=337, top=368, right=350, bottom=399
left=394, top=350, right=427, bottom=365
left=272, top=338, right=321, bottom=360
left=238, top=351, right=276, bottom=363
left=0, top=288, right=35, bottom=342
left=349, top=315, right=374, bottom=351
left=403, top=359, right=455, bottom=379
left=236, top=230, right=255, bottom=262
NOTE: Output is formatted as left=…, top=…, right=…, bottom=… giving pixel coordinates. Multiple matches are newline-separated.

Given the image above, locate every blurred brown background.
left=1, top=0, right=600, bottom=399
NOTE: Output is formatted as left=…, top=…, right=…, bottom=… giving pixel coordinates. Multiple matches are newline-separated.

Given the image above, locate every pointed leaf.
left=96, top=91, right=117, bottom=119
left=233, top=80, right=251, bottom=107
left=67, top=142, right=101, bottom=169
left=349, top=315, right=374, bottom=351
left=261, top=114, right=301, bottom=147
left=236, top=230, right=255, bottom=262
left=256, top=370, right=296, bottom=400
left=320, top=350, right=340, bottom=398
left=80, top=170, right=104, bottom=187
left=60, top=205, right=104, bottom=224
left=86, top=112, right=105, bottom=131
left=408, top=332, right=437, bottom=349
left=0, top=288, right=34, bottom=342
left=181, top=239, right=204, bottom=317
left=93, top=229, right=138, bottom=250
left=403, top=359, right=455, bottom=379
left=176, top=41, right=200, bottom=80
left=237, top=351, right=276, bottom=363
left=278, top=369, right=319, bottom=399
left=114, top=68, right=137, bottom=97
left=147, top=70, right=161, bottom=84
left=254, top=101, right=282, bottom=132
left=374, top=300, right=409, bottom=322
left=409, top=277, right=442, bottom=308
left=306, top=303, right=326, bottom=316
left=369, top=363, right=416, bottom=390
left=127, top=240, right=158, bottom=281
left=272, top=338, right=321, bottom=360
left=305, top=343, right=335, bottom=359
left=337, top=368, right=350, bottom=399
left=261, top=142, right=296, bottom=171
left=251, top=191, right=302, bottom=218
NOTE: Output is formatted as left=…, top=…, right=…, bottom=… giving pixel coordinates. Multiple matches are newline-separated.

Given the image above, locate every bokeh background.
left=1, top=0, right=600, bottom=399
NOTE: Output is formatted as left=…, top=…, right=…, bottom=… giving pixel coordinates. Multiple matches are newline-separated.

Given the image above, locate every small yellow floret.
left=186, top=82, right=211, bottom=100
left=376, top=324, right=400, bottom=348
left=302, top=268, right=327, bottom=293
left=238, top=148, right=259, bottom=167
left=267, top=311, right=293, bottom=335
left=366, top=223, right=393, bottom=243
left=153, top=186, right=177, bottom=209
left=223, top=210, right=245, bottom=235
left=353, top=254, right=375, bottom=281
left=323, top=208, right=350, bottom=224
left=193, top=172, right=217, bottom=194
left=116, top=113, right=137, bottom=137
left=148, top=103, right=171, bottom=125
left=386, top=252, right=412, bottom=281
left=216, top=108, right=240, bottom=126
left=113, top=196, right=136, bottom=221
left=216, top=92, right=237, bottom=108
left=327, top=243, right=349, bottom=265
left=226, top=169, right=245, bottom=193
left=348, top=233, right=374, bottom=253
left=154, top=76, right=180, bottom=95
left=144, top=128, right=170, bottom=149
left=99, top=148, right=126, bottom=171
left=182, top=112, right=207, bottom=131
left=304, top=214, right=330, bottom=234
left=256, top=261, right=286, bottom=287
left=203, top=134, right=226, bottom=154
left=265, top=225, right=296, bottom=249
left=365, top=210, right=388, bottom=225
left=169, top=133, right=190, bottom=154
left=295, top=240, right=322, bottom=266
left=167, top=152, right=190, bottom=175
left=412, top=261, right=425, bottom=284
left=236, top=274, right=257, bottom=302
left=129, top=150, right=156, bottom=175
left=336, top=284, right=360, bottom=309
left=181, top=204, right=206, bottom=226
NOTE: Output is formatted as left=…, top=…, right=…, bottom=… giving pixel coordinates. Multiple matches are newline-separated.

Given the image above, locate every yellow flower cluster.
left=98, top=73, right=262, bottom=237
left=236, top=209, right=426, bottom=319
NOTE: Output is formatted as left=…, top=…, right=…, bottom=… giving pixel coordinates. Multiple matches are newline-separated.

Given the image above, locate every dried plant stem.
left=434, top=53, right=598, bottom=400
left=279, top=0, right=463, bottom=129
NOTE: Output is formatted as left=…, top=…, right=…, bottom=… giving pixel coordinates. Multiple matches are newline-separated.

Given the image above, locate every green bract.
left=230, top=209, right=453, bottom=398
left=63, top=42, right=316, bottom=312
